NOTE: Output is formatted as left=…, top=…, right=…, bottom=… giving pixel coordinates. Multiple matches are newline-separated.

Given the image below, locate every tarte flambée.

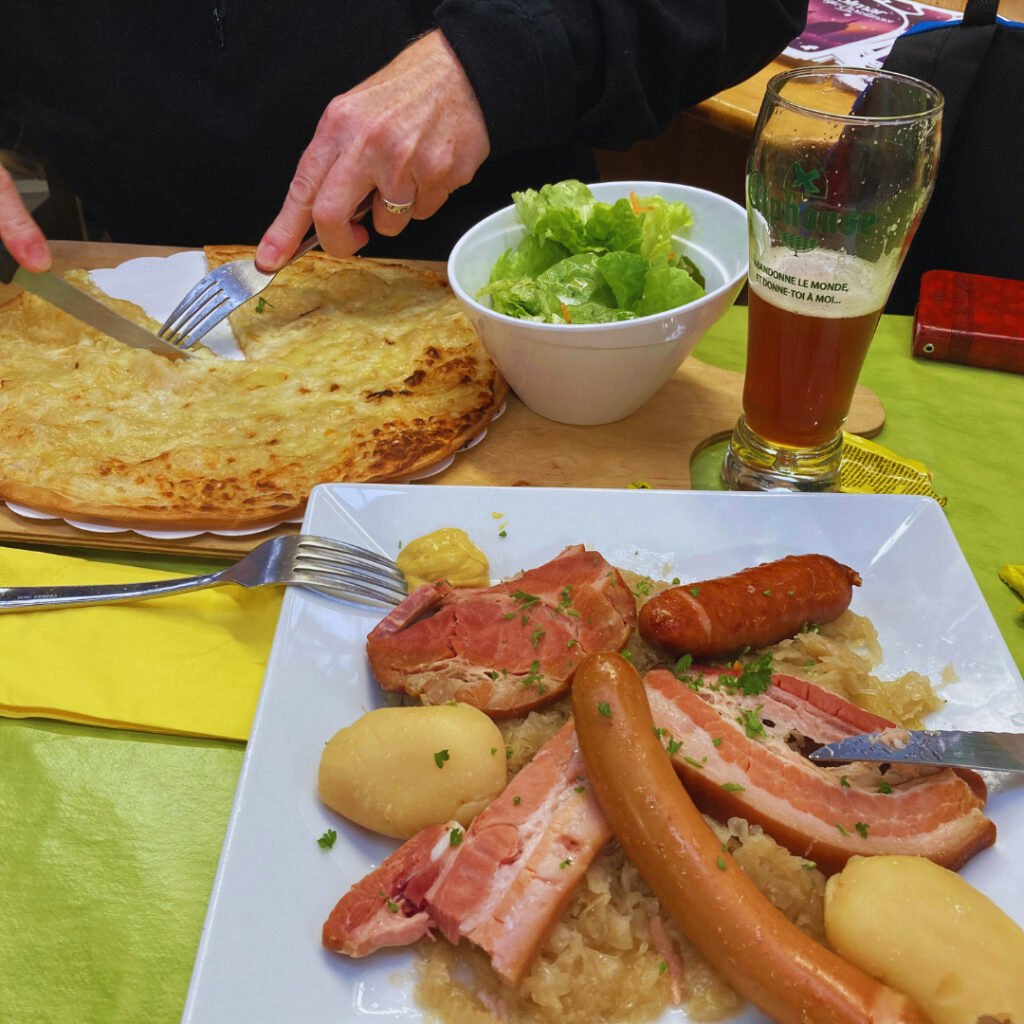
left=0, top=247, right=506, bottom=529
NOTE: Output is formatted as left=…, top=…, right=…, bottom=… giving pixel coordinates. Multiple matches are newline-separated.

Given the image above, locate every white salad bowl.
left=448, top=180, right=748, bottom=425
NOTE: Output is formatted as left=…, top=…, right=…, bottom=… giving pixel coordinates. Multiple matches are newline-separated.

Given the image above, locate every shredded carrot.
left=630, top=191, right=654, bottom=214
left=560, top=302, right=572, bottom=324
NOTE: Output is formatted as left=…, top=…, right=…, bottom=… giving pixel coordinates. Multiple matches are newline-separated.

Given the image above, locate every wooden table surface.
left=0, top=241, right=886, bottom=558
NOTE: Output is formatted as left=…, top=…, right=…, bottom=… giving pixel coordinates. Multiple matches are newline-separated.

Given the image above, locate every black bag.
left=882, top=0, right=1024, bottom=313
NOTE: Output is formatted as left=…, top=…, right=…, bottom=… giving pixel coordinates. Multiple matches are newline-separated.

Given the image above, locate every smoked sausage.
left=572, top=651, right=933, bottom=1024
left=638, top=553, right=861, bottom=658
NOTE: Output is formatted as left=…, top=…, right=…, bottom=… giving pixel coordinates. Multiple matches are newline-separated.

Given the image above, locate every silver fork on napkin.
left=156, top=193, right=375, bottom=350
left=0, top=535, right=408, bottom=612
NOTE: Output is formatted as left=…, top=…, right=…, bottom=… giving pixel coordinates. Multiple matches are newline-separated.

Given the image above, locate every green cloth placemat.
left=1, top=306, right=1021, bottom=1024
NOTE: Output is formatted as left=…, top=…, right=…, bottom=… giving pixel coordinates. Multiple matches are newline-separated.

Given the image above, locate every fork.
left=0, top=534, right=408, bottom=612
left=157, top=193, right=375, bottom=350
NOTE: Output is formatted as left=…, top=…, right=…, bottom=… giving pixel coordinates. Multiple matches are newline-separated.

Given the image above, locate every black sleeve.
left=433, top=0, right=808, bottom=156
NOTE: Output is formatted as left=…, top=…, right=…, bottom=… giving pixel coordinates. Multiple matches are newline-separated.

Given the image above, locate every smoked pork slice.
left=425, top=720, right=611, bottom=985
left=322, top=721, right=612, bottom=983
left=366, top=545, right=637, bottom=717
left=322, top=821, right=456, bottom=956
left=644, top=665, right=995, bottom=875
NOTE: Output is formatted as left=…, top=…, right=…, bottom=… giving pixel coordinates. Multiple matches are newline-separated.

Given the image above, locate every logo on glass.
left=748, top=163, right=877, bottom=254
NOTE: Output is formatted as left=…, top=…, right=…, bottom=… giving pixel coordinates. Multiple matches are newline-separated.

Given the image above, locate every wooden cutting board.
left=0, top=242, right=884, bottom=559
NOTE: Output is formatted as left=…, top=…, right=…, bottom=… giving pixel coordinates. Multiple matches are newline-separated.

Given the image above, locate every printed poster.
left=782, top=0, right=960, bottom=68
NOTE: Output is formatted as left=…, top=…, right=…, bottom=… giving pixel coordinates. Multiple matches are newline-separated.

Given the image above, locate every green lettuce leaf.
left=480, top=179, right=705, bottom=323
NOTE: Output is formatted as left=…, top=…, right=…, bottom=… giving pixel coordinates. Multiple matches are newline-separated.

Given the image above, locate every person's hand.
left=256, top=29, right=489, bottom=271
left=0, top=163, right=50, bottom=272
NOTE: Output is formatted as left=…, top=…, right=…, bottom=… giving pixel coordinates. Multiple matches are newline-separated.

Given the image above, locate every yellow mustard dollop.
left=396, top=527, right=490, bottom=590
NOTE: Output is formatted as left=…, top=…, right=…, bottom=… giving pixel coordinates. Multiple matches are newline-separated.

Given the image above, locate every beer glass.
left=722, top=67, right=942, bottom=491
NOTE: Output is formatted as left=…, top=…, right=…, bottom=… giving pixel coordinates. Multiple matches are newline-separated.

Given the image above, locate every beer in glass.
left=722, top=67, right=942, bottom=491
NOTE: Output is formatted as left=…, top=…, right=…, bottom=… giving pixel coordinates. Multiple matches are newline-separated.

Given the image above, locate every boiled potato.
left=318, top=703, right=506, bottom=839
left=825, top=855, right=1024, bottom=1024
left=396, top=527, right=489, bottom=589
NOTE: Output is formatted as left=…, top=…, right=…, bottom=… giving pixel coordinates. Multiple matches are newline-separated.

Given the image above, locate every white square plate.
left=181, top=485, right=1024, bottom=1023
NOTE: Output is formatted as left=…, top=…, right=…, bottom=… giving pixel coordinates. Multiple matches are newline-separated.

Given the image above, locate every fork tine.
left=292, top=536, right=408, bottom=603
left=297, top=536, right=405, bottom=577
left=158, top=278, right=221, bottom=339
left=294, top=560, right=408, bottom=600
left=163, top=292, right=234, bottom=347
left=292, top=570, right=407, bottom=605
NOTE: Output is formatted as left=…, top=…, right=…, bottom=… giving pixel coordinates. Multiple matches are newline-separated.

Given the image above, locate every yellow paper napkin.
left=0, top=545, right=283, bottom=740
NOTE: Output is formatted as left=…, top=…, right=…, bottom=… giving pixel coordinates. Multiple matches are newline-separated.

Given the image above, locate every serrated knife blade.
left=809, top=729, right=1024, bottom=773
left=12, top=266, right=189, bottom=358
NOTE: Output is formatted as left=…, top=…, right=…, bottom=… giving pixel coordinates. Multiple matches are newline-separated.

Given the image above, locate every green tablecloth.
left=1, top=307, right=1021, bottom=1024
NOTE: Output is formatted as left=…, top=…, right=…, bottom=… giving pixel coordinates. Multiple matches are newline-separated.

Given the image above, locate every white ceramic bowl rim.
left=448, top=180, right=748, bottom=337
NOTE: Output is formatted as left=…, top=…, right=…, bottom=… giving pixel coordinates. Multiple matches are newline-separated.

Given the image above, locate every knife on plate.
left=1, top=245, right=188, bottom=358
left=809, top=729, right=1024, bottom=773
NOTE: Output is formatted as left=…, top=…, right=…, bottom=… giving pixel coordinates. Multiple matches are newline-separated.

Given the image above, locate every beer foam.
left=749, top=247, right=894, bottom=318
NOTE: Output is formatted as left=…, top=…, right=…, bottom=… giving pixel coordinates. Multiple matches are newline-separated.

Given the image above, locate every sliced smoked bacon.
left=322, top=721, right=612, bottom=985
left=647, top=665, right=994, bottom=875
left=366, top=545, right=637, bottom=717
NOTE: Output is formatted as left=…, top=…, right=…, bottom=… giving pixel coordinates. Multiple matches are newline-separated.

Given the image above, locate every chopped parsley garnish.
left=506, top=746, right=514, bottom=760
left=712, top=737, right=723, bottom=747
left=490, top=747, right=498, bottom=756
left=658, top=961, right=668, bottom=975
left=255, top=296, right=273, bottom=313
left=666, top=736, right=683, bottom=755
left=378, top=890, right=400, bottom=913
left=449, top=827, right=463, bottom=847
left=683, top=756, right=705, bottom=769
left=559, top=857, right=573, bottom=869
left=736, top=705, right=767, bottom=739
left=836, top=823, right=850, bottom=837
left=574, top=784, right=586, bottom=793
left=633, top=578, right=652, bottom=597
left=855, top=822, right=869, bottom=839
left=619, top=648, right=633, bottom=662
left=498, top=529, right=507, bottom=538
left=716, top=856, right=727, bottom=871
left=689, top=586, right=700, bottom=597
left=522, top=660, right=545, bottom=691
left=513, top=795, right=521, bottom=806
left=721, top=782, right=745, bottom=792
left=501, top=612, right=516, bottom=620
left=801, top=622, right=822, bottom=634
left=434, top=749, right=450, bottom=769
left=531, top=626, right=546, bottom=649
left=733, top=652, right=774, bottom=695
left=512, top=590, right=540, bottom=609
left=672, top=654, right=693, bottom=678
left=597, top=701, right=612, bottom=718
left=877, top=779, right=893, bottom=794
left=840, top=775, right=850, bottom=787
left=317, top=828, right=337, bottom=849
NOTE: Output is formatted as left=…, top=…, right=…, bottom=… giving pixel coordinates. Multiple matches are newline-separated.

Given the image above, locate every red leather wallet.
left=912, top=269, right=1024, bottom=375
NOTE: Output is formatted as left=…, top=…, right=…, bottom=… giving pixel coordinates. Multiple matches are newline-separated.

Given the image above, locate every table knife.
left=7, top=263, right=189, bottom=359
left=809, top=729, right=1024, bottom=773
